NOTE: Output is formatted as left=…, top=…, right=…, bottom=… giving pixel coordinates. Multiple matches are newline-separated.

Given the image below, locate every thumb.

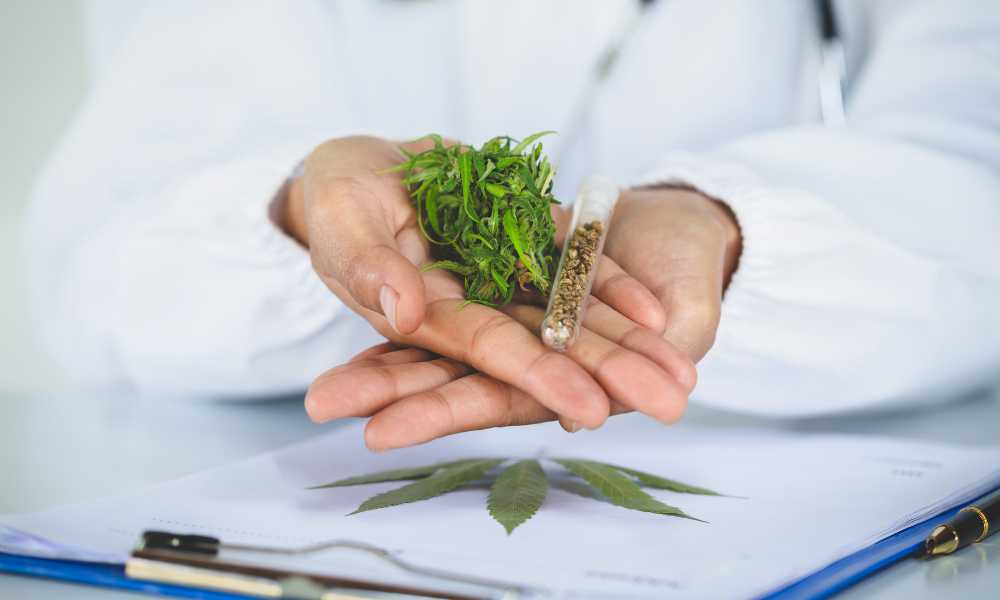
left=305, top=178, right=427, bottom=335
left=653, top=264, right=724, bottom=363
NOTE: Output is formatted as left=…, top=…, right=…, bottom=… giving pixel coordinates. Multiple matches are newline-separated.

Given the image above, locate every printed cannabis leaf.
left=392, top=132, right=560, bottom=306
left=552, top=459, right=700, bottom=521
left=312, top=456, right=729, bottom=534
left=487, top=460, right=549, bottom=534
left=349, top=459, right=505, bottom=515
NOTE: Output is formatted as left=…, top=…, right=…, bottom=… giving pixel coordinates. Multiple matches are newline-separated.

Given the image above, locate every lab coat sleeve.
left=638, top=1, right=1000, bottom=416
left=21, top=1, right=381, bottom=397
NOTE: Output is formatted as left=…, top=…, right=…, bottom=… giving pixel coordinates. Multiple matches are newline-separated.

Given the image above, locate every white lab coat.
left=22, top=0, right=1000, bottom=416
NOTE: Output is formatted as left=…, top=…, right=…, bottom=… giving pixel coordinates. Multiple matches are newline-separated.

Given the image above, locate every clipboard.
left=1, top=528, right=527, bottom=600
left=123, top=530, right=524, bottom=599
left=0, top=500, right=975, bottom=600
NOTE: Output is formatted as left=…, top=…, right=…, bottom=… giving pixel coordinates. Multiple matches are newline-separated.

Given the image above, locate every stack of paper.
left=3, top=414, right=999, bottom=599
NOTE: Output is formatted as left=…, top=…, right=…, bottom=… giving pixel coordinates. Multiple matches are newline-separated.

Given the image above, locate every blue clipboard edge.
left=0, top=552, right=252, bottom=599
left=759, top=503, right=968, bottom=600
left=0, top=498, right=989, bottom=600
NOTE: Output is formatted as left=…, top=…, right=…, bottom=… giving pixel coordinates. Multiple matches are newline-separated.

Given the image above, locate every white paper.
left=3, top=414, right=999, bottom=599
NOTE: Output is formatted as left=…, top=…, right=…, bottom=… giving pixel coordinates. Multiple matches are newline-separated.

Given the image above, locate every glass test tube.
left=541, top=176, right=620, bottom=352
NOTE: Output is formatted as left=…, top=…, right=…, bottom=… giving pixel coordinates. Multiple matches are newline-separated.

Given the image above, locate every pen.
left=925, top=490, right=1000, bottom=556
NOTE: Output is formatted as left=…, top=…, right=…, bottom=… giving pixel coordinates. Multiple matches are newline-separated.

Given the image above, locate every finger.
left=307, top=347, right=438, bottom=418
left=365, top=373, right=634, bottom=451
left=558, top=398, right=633, bottom=432
left=399, top=300, right=611, bottom=429
left=605, top=191, right=731, bottom=363
left=589, top=254, right=666, bottom=333
left=341, top=302, right=691, bottom=438
left=304, top=174, right=426, bottom=335
left=578, top=301, right=697, bottom=393
left=313, top=327, right=659, bottom=436
left=554, top=296, right=695, bottom=429
left=505, top=304, right=689, bottom=426
left=343, top=347, right=435, bottom=370
left=306, top=354, right=471, bottom=423
left=337, top=348, right=439, bottom=373
left=365, top=374, right=554, bottom=450
left=552, top=204, right=664, bottom=332
left=348, top=341, right=399, bottom=363
left=650, top=260, right=725, bottom=363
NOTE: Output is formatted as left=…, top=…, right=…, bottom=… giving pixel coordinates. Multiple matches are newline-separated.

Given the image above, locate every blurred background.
left=1, top=1, right=87, bottom=392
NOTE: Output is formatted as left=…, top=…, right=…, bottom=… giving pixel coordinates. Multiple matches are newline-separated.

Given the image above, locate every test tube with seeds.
left=541, top=176, right=619, bottom=352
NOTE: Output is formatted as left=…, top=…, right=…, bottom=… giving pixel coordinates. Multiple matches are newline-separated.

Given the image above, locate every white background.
left=0, top=0, right=86, bottom=393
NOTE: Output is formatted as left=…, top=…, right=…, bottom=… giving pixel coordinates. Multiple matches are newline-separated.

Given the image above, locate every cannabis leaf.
left=307, top=459, right=483, bottom=489
left=392, top=132, right=560, bottom=306
left=312, top=457, right=730, bottom=534
left=607, top=464, right=723, bottom=496
left=487, top=460, right=548, bottom=534
left=349, top=459, right=505, bottom=515
left=552, top=459, right=700, bottom=521
left=510, top=130, right=557, bottom=156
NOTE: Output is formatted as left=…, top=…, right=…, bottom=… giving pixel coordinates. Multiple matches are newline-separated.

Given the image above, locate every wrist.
left=270, top=167, right=309, bottom=247
left=633, top=185, right=743, bottom=290
left=702, top=195, right=742, bottom=290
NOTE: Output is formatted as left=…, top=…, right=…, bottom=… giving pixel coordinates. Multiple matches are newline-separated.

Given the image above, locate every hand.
left=309, top=187, right=739, bottom=450
left=310, top=287, right=696, bottom=449
left=604, top=187, right=742, bottom=362
left=274, top=136, right=695, bottom=446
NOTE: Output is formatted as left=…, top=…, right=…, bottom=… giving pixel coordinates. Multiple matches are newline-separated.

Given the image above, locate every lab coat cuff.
left=633, top=153, right=841, bottom=415
left=109, top=138, right=343, bottom=395
left=242, top=141, right=330, bottom=310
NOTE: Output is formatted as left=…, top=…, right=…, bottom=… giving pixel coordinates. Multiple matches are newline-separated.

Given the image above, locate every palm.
left=604, top=190, right=738, bottom=362
left=302, top=137, right=696, bottom=451
left=345, top=142, right=518, bottom=318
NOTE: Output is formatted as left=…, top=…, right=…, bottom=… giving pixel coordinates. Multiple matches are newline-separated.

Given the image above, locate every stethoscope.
left=555, top=0, right=845, bottom=167
left=816, top=0, right=846, bottom=125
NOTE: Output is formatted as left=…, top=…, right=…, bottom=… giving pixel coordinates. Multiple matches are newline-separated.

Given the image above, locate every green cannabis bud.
left=392, top=132, right=560, bottom=306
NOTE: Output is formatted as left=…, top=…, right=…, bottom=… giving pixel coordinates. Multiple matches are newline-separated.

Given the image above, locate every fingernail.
left=303, top=394, right=320, bottom=422
left=379, top=285, right=399, bottom=334
left=566, top=421, right=581, bottom=433
left=364, top=426, right=386, bottom=453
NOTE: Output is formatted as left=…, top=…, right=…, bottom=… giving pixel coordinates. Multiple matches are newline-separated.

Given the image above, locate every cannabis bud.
left=392, top=132, right=560, bottom=306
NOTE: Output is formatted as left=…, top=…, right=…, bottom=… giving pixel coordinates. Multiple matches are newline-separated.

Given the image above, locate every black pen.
left=925, top=490, right=1000, bottom=556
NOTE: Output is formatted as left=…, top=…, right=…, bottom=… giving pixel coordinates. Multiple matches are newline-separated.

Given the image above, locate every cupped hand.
left=308, top=186, right=741, bottom=450
left=275, top=136, right=691, bottom=440
left=604, top=187, right=742, bottom=362
left=309, top=293, right=696, bottom=450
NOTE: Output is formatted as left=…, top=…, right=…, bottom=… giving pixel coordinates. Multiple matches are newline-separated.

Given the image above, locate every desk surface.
left=2, top=387, right=998, bottom=599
